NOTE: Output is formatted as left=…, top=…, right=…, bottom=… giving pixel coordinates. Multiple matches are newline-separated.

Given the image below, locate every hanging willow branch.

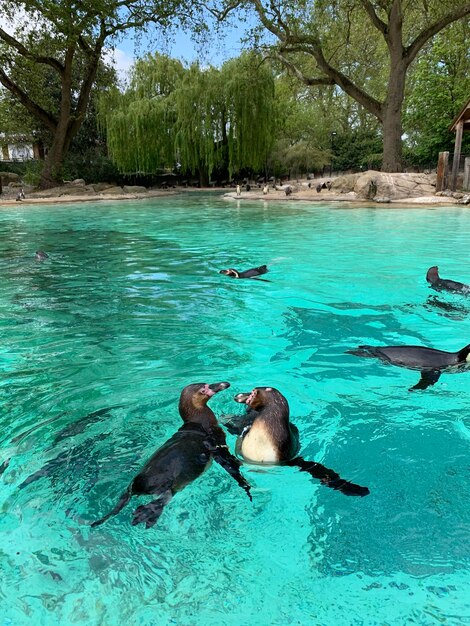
left=99, top=52, right=277, bottom=178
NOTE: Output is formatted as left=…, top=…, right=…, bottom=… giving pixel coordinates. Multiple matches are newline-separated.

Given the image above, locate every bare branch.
left=0, top=27, right=64, bottom=73
left=198, top=0, right=242, bottom=21
left=269, top=52, right=335, bottom=86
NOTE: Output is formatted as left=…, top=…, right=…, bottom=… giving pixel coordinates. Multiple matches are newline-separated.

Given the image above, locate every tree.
left=100, top=52, right=276, bottom=184
left=0, top=0, right=192, bottom=188
left=225, top=0, right=470, bottom=172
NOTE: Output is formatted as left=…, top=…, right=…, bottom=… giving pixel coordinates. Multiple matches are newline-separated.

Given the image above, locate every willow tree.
left=100, top=52, right=276, bottom=185
left=217, top=0, right=470, bottom=172
left=0, top=0, right=193, bottom=188
left=101, top=55, right=185, bottom=174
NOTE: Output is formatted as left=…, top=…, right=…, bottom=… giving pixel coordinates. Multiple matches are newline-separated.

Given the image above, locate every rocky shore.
left=225, top=171, right=470, bottom=206
left=1, top=170, right=469, bottom=207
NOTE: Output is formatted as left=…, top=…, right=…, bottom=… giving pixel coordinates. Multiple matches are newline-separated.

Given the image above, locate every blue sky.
left=110, top=20, right=256, bottom=81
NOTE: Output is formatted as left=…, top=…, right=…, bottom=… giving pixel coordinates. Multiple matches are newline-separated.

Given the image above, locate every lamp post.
left=329, top=131, right=337, bottom=177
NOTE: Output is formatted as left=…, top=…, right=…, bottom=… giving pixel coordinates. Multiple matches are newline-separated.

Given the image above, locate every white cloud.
left=103, top=48, right=134, bottom=86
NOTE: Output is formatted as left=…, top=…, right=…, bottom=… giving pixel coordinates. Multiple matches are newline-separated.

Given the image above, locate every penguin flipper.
left=410, top=369, right=441, bottom=391
left=221, top=411, right=256, bottom=435
left=287, top=457, right=370, bottom=497
left=131, top=490, right=172, bottom=528
left=213, top=446, right=252, bottom=501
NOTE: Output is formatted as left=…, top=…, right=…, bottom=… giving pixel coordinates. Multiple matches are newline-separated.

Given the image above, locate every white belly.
left=240, top=425, right=280, bottom=464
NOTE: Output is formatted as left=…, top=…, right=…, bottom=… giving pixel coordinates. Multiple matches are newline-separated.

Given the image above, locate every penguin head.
left=234, top=386, right=288, bottom=412
left=219, top=269, right=240, bottom=278
left=179, top=382, right=230, bottom=421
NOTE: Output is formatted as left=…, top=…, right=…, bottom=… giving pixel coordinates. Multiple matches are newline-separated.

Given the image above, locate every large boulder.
left=353, top=170, right=436, bottom=200
left=0, top=171, right=21, bottom=184
left=100, top=186, right=125, bottom=195
left=331, top=172, right=362, bottom=192
left=123, top=185, right=147, bottom=194
left=93, top=182, right=116, bottom=192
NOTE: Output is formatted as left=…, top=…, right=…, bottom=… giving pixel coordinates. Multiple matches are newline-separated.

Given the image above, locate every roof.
left=449, top=97, right=470, bottom=132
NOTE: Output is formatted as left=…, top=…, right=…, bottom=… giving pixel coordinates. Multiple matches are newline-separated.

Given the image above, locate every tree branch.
left=279, top=42, right=384, bottom=121
left=251, top=0, right=384, bottom=120
left=0, top=27, right=64, bottom=73
left=405, top=3, right=470, bottom=66
left=0, top=67, right=57, bottom=131
left=269, top=52, right=335, bottom=86
left=359, top=0, right=388, bottom=35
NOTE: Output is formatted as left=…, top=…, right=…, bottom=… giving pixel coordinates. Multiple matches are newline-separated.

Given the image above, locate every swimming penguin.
left=35, top=250, right=49, bottom=261
left=426, top=266, right=469, bottom=294
left=219, top=265, right=268, bottom=279
left=91, top=382, right=252, bottom=529
left=227, top=386, right=369, bottom=497
left=347, top=343, right=470, bottom=390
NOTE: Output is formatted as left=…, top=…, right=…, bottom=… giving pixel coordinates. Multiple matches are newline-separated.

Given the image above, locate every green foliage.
left=62, top=150, right=119, bottom=184
left=221, top=53, right=276, bottom=175
left=242, top=0, right=470, bottom=171
left=404, top=21, right=470, bottom=165
left=331, top=131, right=383, bottom=171
left=22, top=160, right=43, bottom=186
left=100, top=52, right=276, bottom=180
left=0, top=0, right=198, bottom=187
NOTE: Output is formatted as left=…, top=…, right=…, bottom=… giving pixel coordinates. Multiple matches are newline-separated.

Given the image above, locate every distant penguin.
left=263, top=185, right=269, bottom=195
left=91, top=382, right=251, bottom=529
left=285, top=186, right=292, bottom=196
left=236, top=184, right=241, bottom=196
left=316, top=183, right=322, bottom=193
left=35, top=250, right=49, bottom=261
left=426, top=266, right=469, bottom=294
left=228, top=386, right=369, bottom=497
left=245, top=183, right=251, bottom=192
left=347, top=343, right=470, bottom=390
left=326, top=180, right=332, bottom=191
left=219, top=265, right=268, bottom=279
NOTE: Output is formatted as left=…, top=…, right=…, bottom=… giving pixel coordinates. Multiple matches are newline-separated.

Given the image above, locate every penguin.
left=219, top=265, right=268, bottom=279
left=426, top=266, right=469, bottom=294
left=35, top=250, right=49, bottom=261
left=347, top=343, right=470, bottom=390
left=91, top=382, right=252, bottom=529
left=227, top=386, right=369, bottom=497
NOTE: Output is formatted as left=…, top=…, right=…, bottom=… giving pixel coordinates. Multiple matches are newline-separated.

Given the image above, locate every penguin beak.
left=207, top=382, right=231, bottom=395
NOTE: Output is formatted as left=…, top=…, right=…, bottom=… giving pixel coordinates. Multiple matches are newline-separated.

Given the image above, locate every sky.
left=0, top=11, right=257, bottom=86
left=104, top=19, right=256, bottom=83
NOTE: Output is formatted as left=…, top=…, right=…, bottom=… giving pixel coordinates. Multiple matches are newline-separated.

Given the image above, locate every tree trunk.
left=40, top=128, right=69, bottom=188
left=198, top=166, right=209, bottom=187
left=381, top=96, right=404, bottom=172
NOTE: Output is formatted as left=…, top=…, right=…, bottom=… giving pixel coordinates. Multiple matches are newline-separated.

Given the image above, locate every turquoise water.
left=0, top=195, right=469, bottom=625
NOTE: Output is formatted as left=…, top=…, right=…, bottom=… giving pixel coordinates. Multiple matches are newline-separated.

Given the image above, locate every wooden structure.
left=449, top=97, right=470, bottom=191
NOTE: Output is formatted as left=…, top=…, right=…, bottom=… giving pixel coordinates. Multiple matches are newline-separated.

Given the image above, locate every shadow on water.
left=423, top=295, right=469, bottom=320
left=270, top=302, right=431, bottom=380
